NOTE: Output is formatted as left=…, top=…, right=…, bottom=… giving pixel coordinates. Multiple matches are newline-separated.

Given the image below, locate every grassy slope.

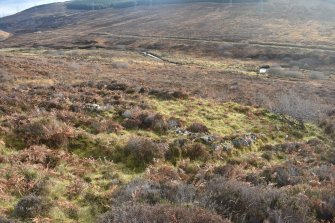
left=0, top=48, right=333, bottom=222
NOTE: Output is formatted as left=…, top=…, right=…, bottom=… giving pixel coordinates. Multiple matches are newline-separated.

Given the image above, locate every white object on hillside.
left=143, top=52, right=162, bottom=61
left=259, top=68, right=268, bottom=74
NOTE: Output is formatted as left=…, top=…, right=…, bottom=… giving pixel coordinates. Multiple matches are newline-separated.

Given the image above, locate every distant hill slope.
left=66, top=0, right=263, bottom=10
left=0, top=30, right=11, bottom=41
left=0, top=0, right=334, bottom=49
left=0, top=3, right=76, bottom=34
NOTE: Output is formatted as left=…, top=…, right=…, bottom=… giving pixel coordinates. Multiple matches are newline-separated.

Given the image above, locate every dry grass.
left=0, top=30, right=10, bottom=41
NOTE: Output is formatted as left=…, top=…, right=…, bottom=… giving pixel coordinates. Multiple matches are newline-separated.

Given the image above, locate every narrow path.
left=94, top=32, right=335, bottom=53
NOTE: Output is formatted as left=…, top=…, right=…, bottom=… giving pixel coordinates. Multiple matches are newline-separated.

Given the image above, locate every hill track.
left=94, top=32, right=335, bottom=53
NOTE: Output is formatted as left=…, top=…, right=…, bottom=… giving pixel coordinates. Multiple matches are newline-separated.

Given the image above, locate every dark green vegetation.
left=67, top=0, right=263, bottom=10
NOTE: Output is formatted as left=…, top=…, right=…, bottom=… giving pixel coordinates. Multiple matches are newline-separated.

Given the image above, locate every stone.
left=84, top=103, right=102, bottom=112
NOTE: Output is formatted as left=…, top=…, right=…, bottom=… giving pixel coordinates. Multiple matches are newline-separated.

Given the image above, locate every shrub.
left=139, top=113, right=168, bottom=133
left=171, top=90, right=189, bottom=99
left=261, top=151, right=274, bottom=161
left=268, top=66, right=304, bottom=79
left=166, top=139, right=204, bottom=165
left=113, top=178, right=196, bottom=205
left=186, top=122, right=209, bottom=133
left=160, top=182, right=196, bottom=204
left=324, top=150, right=335, bottom=165
left=83, top=189, right=109, bottom=213
left=184, top=143, right=210, bottom=161
left=213, top=164, right=238, bottom=179
left=121, top=107, right=142, bottom=119
left=89, top=119, right=124, bottom=134
left=179, top=160, right=200, bottom=175
left=122, top=118, right=141, bottom=129
left=261, top=164, right=305, bottom=187
left=245, top=173, right=268, bottom=186
left=165, top=144, right=183, bottom=165
left=314, top=195, right=335, bottom=222
left=273, top=90, right=321, bottom=121
left=15, top=145, right=60, bottom=168
left=111, top=62, right=129, bottom=69
left=311, top=165, right=335, bottom=182
left=121, top=110, right=168, bottom=133
left=29, top=178, right=49, bottom=196
left=97, top=204, right=230, bottom=223
left=16, top=116, right=74, bottom=149
left=113, top=179, right=162, bottom=205
left=65, top=180, right=85, bottom=200
left=123, top=137, right=163, bottom=169
left=325, top=122, right=335, bottom=137
left=147, top=165, right=181, bottom=183
left=106, top=81, right=128, bottom=91
left=12, top=195, right=49, bottom=219
left=0, top=70, right=13, bottom=82
left=0, top=217, right=14, bottom=223
left=309, top=71, right=327, bottom=80
left=203, top=179, right=275, bottom=222
left=320, top=117, right=335, bottom=139
left=3, top=165, right=49, bottom=196
left=38, top=100, right=64, bottom=112
left=66, top=205, right=79, bottom=220
left=167, top=117, right=183, bottom=129
left=148, top=89, right=188, bottom=100
left=202, top=178, right=311, bottom=223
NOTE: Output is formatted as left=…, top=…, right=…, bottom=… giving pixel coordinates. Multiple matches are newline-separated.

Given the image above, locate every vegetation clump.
left=0, top=217, right=13, bottom=223
left=149, top=89, right=188, bottom=100
left=13, top=195, right=49, bottom=219
left=113, top=178, right=196, bottom=205
left=268, top=66, right=304, bottom=79
left=14, top=145, right=60, bottom=169
left=203, top=178, right=312, bottom=223
left=122, top=137, right=164, bottom=170
left=184, top=143, right=210, bottom=161
left=261, top=163, right=305, bottom=187
left=98, top=203, right=230, bottom=223
left=320, top=112, right=335, bottom=140
left=10, top=116, right=74, bottom=149
left=121, top=109, right=168, bottom=133
left=186, top=122, right=209, bottom=133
